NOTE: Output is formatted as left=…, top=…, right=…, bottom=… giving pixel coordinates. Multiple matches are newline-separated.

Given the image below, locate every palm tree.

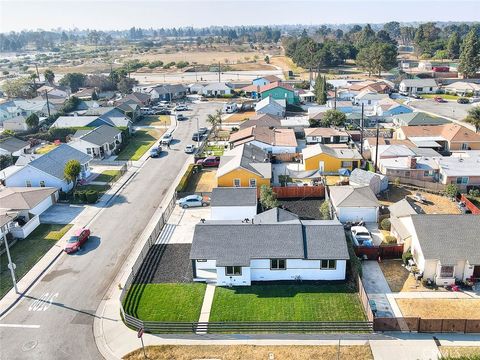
left=206, top=109, right=223, bottom=139
left=465, top=107, right=480, bottom=133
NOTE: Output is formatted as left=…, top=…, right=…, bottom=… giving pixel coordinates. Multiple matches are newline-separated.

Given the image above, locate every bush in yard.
left=85, top=190, right=98, bottom=204
left=445, top=183, right=459, bottom=199
left=74, top=190, right=87, bottom=202
left=319, top=201, right=331, bottom=220
left=380, top=218, right=391, bottom=231
left=469, top=188, right=480, bottom=198
left=259, top=185, right=279, bottom=210
left=384, top=235, right=397, bottom=244
left=402, top=249, right=413, bottom=265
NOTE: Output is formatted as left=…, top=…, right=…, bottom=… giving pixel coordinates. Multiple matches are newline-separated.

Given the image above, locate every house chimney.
left=408, top=156, right=417, bottom=169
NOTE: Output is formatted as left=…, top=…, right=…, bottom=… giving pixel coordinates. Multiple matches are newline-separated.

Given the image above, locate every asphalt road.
left=0, top=102, right=221, bottom=360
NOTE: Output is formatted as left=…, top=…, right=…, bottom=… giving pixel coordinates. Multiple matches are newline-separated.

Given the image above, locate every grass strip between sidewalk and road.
left=0, top=224, right=73, bottom=299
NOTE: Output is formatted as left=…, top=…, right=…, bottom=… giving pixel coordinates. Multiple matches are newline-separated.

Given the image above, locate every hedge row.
left=175, top=164, right=202, bottom=193
left=73, top=189, right=99, bottom=203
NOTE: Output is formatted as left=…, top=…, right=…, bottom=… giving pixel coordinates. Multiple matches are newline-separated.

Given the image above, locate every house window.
left=417, top=87, right=423, bottom=92
left=39, top=181, right=46, bottom=187
left=233, top=179, right=241, bottom=187
left=25, top=180, right=32, bottom=187
left=404, top=171, right=411, bottom=177
left=249, top=178, right=257, bottom=188
left=270, top=259, right=286, bottom=270
left=461, top=143, right=469, bottom=150
left=225, top=266, right=242, bottom=276
left=440, top=265, right=454, bottom=278
left=341, top=161, right=353, bottom=168
left=86, top=148, right=92, bottom=154
left=321, top=260, right=337, bottom=270
left=456, top=177, right=469, bottom=185
left=429, top=87, right=433, bottom=91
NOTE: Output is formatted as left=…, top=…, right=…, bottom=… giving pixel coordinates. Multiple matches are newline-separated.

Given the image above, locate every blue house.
left=252, top=75, right=282, bottom=87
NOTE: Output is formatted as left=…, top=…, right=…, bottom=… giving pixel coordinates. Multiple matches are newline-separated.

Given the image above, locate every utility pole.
left=360, top=103, right=364, bottom=156
left=218, top=61, right=221, bottom=83
left=35, top=64, right=40, bottom=80
left=44, top=89, right=51, bottom=117
left=334, top=87, right=337, bottom=110
left=374, top=121, right=380, bottom=173
left=3, top=214, right=18, bottom=294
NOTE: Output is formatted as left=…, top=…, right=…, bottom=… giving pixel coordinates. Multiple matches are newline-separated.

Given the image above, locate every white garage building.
left=210, top=187, right=257, bottom=221
left=328, top=185, right=379, bottom=223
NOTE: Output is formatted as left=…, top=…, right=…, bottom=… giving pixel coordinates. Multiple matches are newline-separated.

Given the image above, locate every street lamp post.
left=2, top=212, right=19, bottom=293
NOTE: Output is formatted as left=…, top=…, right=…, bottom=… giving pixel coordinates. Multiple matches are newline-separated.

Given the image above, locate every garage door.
left=339, top=207, right=377, bottom=223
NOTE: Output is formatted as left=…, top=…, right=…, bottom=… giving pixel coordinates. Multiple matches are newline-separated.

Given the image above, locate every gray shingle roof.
left=28, top=144, right=92, bottom=180
left=211, top=187, right=257, bottom=207
left=0, top=137, right=29, bottom=153
left=388, top=199, right=417, bottom=218
left=349, top=169, right=381, bottom=186
left=329, top=186, right=379, bottom=208
left=411, top=215, right=480, bottom=266
left=76, top=125, right=121, bottom=146
left=190, top=218, right=349, bottom=266
left=393, top=112, right=450, bottom=126
left=254, top=208, right=300, bottom=224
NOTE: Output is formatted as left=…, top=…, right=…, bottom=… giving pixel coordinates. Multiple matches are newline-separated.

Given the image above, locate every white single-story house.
left=190, top=208, right=349, bottom=286
left=255, top=96, right=286, bottom=117
left=349, top=168, right=388, bottom=195
left=68, top=125, right=122, bottom=159
left=2, top=115, right=29, bottom=132
left=328, top=185, right=379, bottom=223
left=353, top=91, right=390, bottom=107
left=0, top=137, right=30, bottom=157
left=0, top=187, right=58, bottom=239
left=201, top=83, right=233, bottom=96
left=4, top=144, right=92, bottom=192
left=399, top=79, right=438, bottom=94
left=403, top=215, right=480, bottom=286
left=210, top=187, right=257, bottom=221
left=444, top=81, right=480, bottom=96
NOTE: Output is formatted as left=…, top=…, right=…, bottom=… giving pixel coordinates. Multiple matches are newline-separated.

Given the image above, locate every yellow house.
left=217, top=144, right=272, bottom=188
left=302, top=144, right=363, bottom=173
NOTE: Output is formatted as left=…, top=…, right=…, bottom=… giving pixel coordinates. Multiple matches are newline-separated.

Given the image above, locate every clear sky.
left=1, top=0, right=479, bottom=32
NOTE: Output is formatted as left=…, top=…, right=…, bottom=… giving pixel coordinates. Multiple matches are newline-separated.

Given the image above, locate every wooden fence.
left=358, top=275, right=374, bottom=322
left=392, top=177, right=446, bottom=192
left=354, top=244, right=404, bottom=260
left=272, top=185, right=325, bottom=199
left=460, top=194, right=480, bottom=214
left=374, top=317, right=480, bottom=333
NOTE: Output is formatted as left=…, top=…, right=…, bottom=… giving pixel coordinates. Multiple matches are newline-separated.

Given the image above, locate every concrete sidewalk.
left=370, top=339, right=440, bottom=360
left=361, top=261, right=395, bottom=318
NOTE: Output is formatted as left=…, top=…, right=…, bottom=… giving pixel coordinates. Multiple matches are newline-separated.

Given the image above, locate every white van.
left=223, top=102, right=238, bottom=114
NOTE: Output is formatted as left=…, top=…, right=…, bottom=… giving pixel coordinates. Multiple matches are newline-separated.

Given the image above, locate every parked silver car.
left=176, top=195, right=210, bottom=209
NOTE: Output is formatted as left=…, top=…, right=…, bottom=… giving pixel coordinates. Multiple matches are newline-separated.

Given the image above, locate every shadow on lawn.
left=224, top=281, right=358, bottom=298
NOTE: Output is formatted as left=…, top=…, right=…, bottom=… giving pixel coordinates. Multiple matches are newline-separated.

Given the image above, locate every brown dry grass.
left=129, top=50, right=265, bottom=65
left=223, top=111, right=256, bottom=123
left=378, top=186, right=460, bottom=214
left=123, top=345, right=373, bottom=360
left=396, top=299, right=480, bottom=319
left=185, top=169, right=217, bottom=193
left=229, top=62, right=276, bottom=71
left=440, top=346, right=480, bottom=357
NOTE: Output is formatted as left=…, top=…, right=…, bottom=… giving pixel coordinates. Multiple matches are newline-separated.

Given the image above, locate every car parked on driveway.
left=176, top=194, right=210, bottom=209
left=351, top=226, right=373, bottom=247
left=196, top=156, right=220, bottom=167
left=65, top=228, right=90, bottom=253
left=184, top=144, right=195, bottom=154
left=457, top=97, right=470, bottom=104
left=161, top=132, right=173, bottom=145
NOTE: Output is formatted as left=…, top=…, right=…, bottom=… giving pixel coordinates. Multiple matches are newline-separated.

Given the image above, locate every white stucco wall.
left=5, top=166, right=71, bottom=192
left=211, top=205, right=257, bottom=220
left=250, top=140, right=297, bottom=155
left=30, top=194, right=56, bottom=215
left=250, top=259, right=346, bottom=281
left=216, top=266, right=251, bottom=286
left=336, top=206, right=378, bottom=223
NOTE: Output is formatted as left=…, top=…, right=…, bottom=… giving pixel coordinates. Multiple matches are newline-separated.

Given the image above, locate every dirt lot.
left=439, top=346, right=480, bottom=357
left=269, top=55, right=308, bottom=79
left=278, top=198, right=324, bottom=220
left=379, top=186, right=461, bottom=214
left=378, top=260, right=447, bottom=293
left=185, top=169, right=217, bottom=193
left=396, top=298, right=480, bottom=319
left=223, top=111, right=255, bottom=123
left=124, top=345, right=373, bottom=360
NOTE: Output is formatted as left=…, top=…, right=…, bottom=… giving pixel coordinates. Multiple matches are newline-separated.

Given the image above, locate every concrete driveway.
left=365, top=223, right=384, bottom=246
left=166, top=205, right=211, bottom=244
left=39, top=203, right=85, bottom=224
left=362, top=261, right=394, bottom=317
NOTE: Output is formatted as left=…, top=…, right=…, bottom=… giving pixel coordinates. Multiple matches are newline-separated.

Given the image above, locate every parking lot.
left=408, top=99, right=476, bottom=130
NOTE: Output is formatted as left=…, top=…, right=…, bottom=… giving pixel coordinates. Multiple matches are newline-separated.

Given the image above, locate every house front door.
left=318, top=161, right=325, bottom=173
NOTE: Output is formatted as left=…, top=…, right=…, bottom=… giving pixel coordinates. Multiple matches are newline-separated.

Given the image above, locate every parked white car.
left=351, top=226, right=373, bottom=247
left=184, top=144, right=195, bottom=154
left=161, top=132, right=173, bottom=145
left=176, top=195, right=210, bottom=209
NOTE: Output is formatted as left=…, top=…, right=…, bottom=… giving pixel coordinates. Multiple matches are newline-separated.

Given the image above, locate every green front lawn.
left=137, top=115, right=171, bottom=127
left=199, top=144, right=226, bottom=157
left=210, top=284, right=366, bottom=322
left=422, top=94, right=459, bottom=100
left=0, top=224, right=72, bottom=299
left=116, top=130, right=159, bottom=161
left=123, top=283, right=206, bottom=322
left=94, top=170, right=121, bottom=183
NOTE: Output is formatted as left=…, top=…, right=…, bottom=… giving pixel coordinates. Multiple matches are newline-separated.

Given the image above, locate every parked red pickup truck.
left=196, top=156, right=221, bottom=167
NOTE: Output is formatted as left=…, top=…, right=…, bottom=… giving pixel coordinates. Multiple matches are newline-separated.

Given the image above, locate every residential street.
left=0, top=102, right=221, bottom=360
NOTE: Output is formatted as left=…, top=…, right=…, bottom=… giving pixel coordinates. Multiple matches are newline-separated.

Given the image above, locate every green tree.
left=465, top=106, right=480, bottom=133
left=0, top=154, right=14, bottom=170
left=64, top=160, right=81, bottom=188
left=117, top=77, right=137, bottom=94
left=206, top=109, right=223, bottom=139
left=319, top=201, right=331, bottom=220
left=59, top=73, right=86, bottom=92
left=259, top=185, right=279, bottom=210
left=2, top=77, right=34, bottom=98
left=25, top=113, right=39, bottom=128
left=446, top=32, right=461, bottom=59
left=314, top=74, right=327, bottom=105
left=459, top=26, right=480, bottom=79
left=264, top=55, right=270, bottom=64
left=44, top=69, right=55, bottom=84
left=322, top=109, right=347, bottom=127
left=445, top=184, right=459, bottom=199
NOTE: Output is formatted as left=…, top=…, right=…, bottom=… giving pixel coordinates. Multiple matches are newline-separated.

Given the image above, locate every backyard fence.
left=390, top=177, right=446, bottom=192
left=354, top=244, right=404, bottom=260
left=460, top=194, right=480, bottom=214
left=358, top=275, right=374, bottom=322
left=271, top=185, right=325, bottom=199
left=374, top=317, right=480, bottom=333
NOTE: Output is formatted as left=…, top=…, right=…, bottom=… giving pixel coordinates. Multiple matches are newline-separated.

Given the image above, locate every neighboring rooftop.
left=329, top=186, right=379, bottom=208
left=0, top=137, right=29, bottom=153
left=254, top=207, right=300, bottom=224
left=217, top=144, right=272, bottom=179
left=73, top=125, right=121, bottom=146
left=392, top=112, right=450, bottom=126
left=0, top=187, right=57, bottom=211
left=302, top=144, right=362, bottom=160
left=211, top=187, right=257, bottom=207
